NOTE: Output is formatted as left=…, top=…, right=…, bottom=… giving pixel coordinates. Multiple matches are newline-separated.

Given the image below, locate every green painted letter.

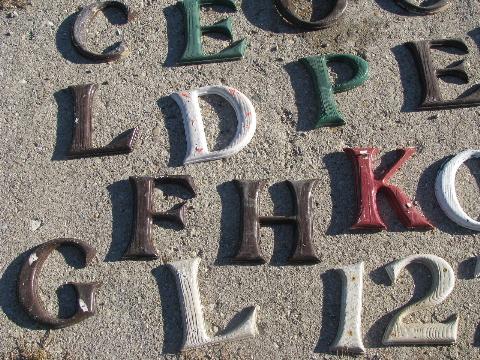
left=179, top=0, right=247, bottom=65
left=301, top=54, right=369, bottom=128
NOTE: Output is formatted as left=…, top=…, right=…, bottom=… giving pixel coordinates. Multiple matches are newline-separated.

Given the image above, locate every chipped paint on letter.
left=330, top=262, right=365, bottom=355
left=171, top=86, right=256, bottom=165
left=79, top=299, right=89, bottom=313
left=28, top=253, right=38, bottom=265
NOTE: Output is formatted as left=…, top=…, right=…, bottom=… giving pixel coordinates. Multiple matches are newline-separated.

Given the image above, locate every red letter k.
left=344, top=147, right=433, bottom=230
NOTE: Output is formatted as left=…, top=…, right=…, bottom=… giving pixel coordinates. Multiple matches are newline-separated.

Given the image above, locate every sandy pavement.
left=1, top=0, right=480, bottom=358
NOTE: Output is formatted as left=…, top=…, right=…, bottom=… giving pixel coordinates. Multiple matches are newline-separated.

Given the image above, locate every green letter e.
left=179, top=0, right=247, bottom=65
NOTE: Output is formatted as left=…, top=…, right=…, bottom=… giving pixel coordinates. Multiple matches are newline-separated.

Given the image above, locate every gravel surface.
left=1, top=0, right=480, bottom=359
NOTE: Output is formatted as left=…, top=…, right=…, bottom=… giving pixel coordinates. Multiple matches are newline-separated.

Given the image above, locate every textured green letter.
left=179, top=0, right=247, bottom=65
left=301, top=54, right=369, bottom=128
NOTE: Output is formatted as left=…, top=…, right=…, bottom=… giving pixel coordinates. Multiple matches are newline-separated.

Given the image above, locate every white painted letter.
left=330, top=262, right=365, bottom=355
left=435, top=149, right=480, bottom=231
left=383, top=254, right=458, bottom=346
left=167, top=257, right=258, bottom=351
left=171, top=86, right=256, bottom=165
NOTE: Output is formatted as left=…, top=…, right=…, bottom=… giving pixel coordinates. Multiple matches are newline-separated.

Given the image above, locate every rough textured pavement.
left=1, top=0, right=480, bottom=358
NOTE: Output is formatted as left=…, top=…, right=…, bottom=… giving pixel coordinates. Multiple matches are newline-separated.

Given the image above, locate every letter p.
left=301, top=54, right=369, bottom=128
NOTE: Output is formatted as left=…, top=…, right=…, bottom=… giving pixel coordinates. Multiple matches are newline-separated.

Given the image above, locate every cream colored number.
left=330, top=262, right=365, bottom=355
left=383, top=254, right=458, bottom=346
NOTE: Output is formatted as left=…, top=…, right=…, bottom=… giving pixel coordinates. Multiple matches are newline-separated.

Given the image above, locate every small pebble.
left=46, top=21, right=54, bottom=27
left=7, top=11, right=18, bottom=19
left=33, top=142, right=44, bottom=152
left=19, top=79, right=27, bottom=84
left=293, top=146, right=303, bottom=156
left=283, top=109, right=293, bottom=119
left=5, top=32, right=12, bottom=36
left=30, top=219, right=42, bottom=231
left=152, top=126, right=161, bottom=137
left=251, top=94, right=262, bottom=102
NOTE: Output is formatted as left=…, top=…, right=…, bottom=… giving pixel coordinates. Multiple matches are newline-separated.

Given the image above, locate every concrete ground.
left=1, top=0, right=480, bottom=358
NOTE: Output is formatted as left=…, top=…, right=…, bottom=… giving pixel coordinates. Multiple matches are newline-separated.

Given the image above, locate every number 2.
left=382, top=254, right=459, bottom=345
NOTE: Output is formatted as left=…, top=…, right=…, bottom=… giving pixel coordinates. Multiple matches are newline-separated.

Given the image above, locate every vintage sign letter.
left=301, top=54, right=368, bottom=127
left=18, top=238, right=102, bottom=328
left=171, top=86, right=256, bottom=165
left=330, top=262, right=365, bottom=355
left=408, top=39, right=480, bottom=110
left=344, top=147, right=433, bottom=230
left=178, top=0, right=246, bottom=64
left=72, top=1, right=137, bottom=62
left=167, top=257, right=258, bottom=351
left=395, top=0, right=449, bottom=15
left=124, top=176, right=196, bottom=260
left=383, top=254, right=458, bottom=345
left=233, top=180, right=319, bottom=264
left=435, top=149, right=480, bottom=231
left=68, top=84, right=138, bottom=158
left=273, top=0, right=347, bottom=30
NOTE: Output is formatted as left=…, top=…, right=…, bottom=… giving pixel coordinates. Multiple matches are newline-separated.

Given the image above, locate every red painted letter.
left=344, top=147, right=433, bottom=230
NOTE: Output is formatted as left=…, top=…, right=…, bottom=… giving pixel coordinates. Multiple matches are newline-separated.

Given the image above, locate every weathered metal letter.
left=435, top=149, right=480, bottom=231
left=273, top=0, right=347, bottom=30
left=72, top=1, right=137, bottom=62
left=234, top=180, right=319, bottom=264
left=301, top=54, right=368, bottom=127
left=408, top=39, right=480, bottom=110
left=167, top=257, right=258, bottom=350
left=178, top=0, right=246, bottom=64
left=124, top=176, right=196, bottom=260
left=395, top=0, right=449, bottom=15
left=171, top=86, right=256, bottom=165
left=18, top=238, right=101, bottom=328
left=68, top=84, right=138, bottom=158
left=330, top=262, right=365, bottom=355
left=383, top=254, right=458, bottom=345
left=344, top=147, right=433, bottom=230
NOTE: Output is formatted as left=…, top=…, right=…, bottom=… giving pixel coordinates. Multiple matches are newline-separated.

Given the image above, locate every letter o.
left=435, top=150, right=480, bottom=231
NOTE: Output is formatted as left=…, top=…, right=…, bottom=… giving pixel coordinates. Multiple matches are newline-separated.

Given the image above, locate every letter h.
left=233, top=180, right=319, bottom=264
